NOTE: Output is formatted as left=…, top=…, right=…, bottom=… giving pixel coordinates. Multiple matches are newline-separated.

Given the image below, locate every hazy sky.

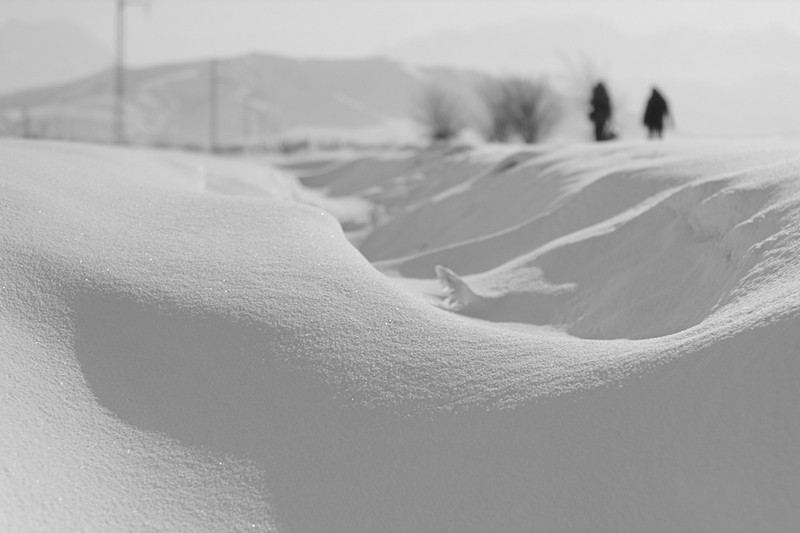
left=3, top=0, right=800, bottom=65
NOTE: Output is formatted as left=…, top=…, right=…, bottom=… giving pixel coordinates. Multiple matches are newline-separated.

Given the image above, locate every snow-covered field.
left=2, top=138, right=799, bottom=532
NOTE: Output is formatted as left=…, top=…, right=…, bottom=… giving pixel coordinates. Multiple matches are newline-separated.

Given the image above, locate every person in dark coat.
left=643, top=87, right=671, bottom=139
left=589, top=82, right=614, bottom=141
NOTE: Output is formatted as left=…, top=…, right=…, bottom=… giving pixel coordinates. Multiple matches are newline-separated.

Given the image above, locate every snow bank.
left=2, top=139, right=799, bottom=532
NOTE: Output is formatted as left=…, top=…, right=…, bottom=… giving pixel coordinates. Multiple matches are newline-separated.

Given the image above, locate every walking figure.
left=643, top=87, right=672, bottom=139
left=589, top=82, right=614, bottom=141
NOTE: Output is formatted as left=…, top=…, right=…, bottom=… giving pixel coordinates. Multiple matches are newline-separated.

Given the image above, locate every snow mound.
left=368, top=142, right=797, bottom=340
left=2, top=139, right=799, bottom=532
left=435, top=264, right=481, bottom=311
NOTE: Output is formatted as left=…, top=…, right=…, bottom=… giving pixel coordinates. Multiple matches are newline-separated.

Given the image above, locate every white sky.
left=2, top=0, right=800, bottom=65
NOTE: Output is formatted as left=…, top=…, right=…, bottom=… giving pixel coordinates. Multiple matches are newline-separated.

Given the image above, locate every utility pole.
left=242, top=98, right=249, bottom=150
left=209, top=58, right=219, bottom=153
left=20, top=108, right=31, bottom=139
left=114, top=0, right=151, bottom=145
left=114, top=0, right=125, bottom=144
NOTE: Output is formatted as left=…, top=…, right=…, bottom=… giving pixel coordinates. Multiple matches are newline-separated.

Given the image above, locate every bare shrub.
left=478, top=77, right=515, bottom=142
left=478, top=75, right=562, bottom=143
left=415, top=83, right=465, bottom=143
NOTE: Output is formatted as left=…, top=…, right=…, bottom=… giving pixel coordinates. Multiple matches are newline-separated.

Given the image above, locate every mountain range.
left=2, top=17, right=800, bottom=145
left=385, top=17, right=800, bottom=85
left=385, top=17, right=800, bottom=138
left=0, top=53, right=488, bottom=147
left=0, top=19, right=110, bottom=95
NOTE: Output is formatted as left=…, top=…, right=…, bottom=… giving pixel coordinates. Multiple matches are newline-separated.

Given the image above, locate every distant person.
left=643, top=87, right=672, bottom=139
left=589, top=82, right=615, bottom=141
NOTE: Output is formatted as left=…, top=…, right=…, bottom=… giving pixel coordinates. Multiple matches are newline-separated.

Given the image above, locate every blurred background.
left=1, top=0, right=799, bottom=151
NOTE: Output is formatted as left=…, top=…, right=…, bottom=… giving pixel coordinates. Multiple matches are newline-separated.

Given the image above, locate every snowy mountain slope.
left=0, top=54, right=485, bottom=147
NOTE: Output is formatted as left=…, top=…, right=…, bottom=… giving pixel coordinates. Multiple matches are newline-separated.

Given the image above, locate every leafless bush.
left=479, top=77, right=515, bottom=142
left=478, top=75, right=561, bottom=143
left=415, top=83, right=466, bottom=143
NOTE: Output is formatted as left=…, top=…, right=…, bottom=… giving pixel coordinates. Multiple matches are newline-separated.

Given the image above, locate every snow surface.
left=1, top=138, right=799, bottom=532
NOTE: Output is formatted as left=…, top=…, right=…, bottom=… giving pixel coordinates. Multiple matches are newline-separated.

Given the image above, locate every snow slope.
left=2, top=139, right=799, bottom=532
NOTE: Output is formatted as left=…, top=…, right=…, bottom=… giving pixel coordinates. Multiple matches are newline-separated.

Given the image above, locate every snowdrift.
left=2, top=139, right=799, bottom=532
